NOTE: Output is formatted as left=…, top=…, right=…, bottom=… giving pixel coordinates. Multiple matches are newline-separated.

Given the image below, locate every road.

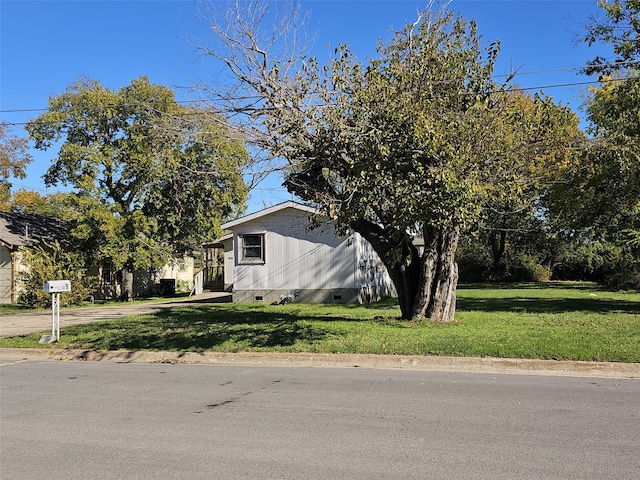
left=1, top=359, right=638, bottom=479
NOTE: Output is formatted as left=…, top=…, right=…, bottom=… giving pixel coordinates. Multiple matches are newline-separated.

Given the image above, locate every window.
left=102, top=263, right=122, bottom=284
left=102, top=263, right=113, bottom=284
left=241, top=234, right=265, bottom=263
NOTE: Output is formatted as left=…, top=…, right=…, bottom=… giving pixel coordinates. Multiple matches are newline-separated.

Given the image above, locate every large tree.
left=199, top=1, right=582, bottom=321
left=582, top=0, right=640, bottom=75
left=546, top=0, right=640, bottom=287
left=0, top=122, right=33, bottom=211
left=551, top=1, right=640, bottom=240
left=26, top=76, right=249, bottom=300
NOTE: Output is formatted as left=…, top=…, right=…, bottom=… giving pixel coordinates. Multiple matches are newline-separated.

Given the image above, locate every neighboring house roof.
left=0, top=211, right=69, bottom=250
left=203, top=232, right=233, bottom=249
left=220, top=201, right=318, bottom=230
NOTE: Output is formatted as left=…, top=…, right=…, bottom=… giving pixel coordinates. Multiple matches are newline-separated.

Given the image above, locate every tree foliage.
left=0, top=122, right=33, bottom=211
left=200, top=1, right=583, bottom=320
left=17, top=242, right=99, bottom=308
left=576, top=0, right=640, bottom=234
left=10, top=189, right=78, bottom=219
left=582, top=0, right=640, bottom=75
left=544, top=0, right=640, bottom=290
left=26, top=76, right=249, bottom=299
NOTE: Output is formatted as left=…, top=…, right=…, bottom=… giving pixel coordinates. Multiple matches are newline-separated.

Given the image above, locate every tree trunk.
left=351, top=218, right=459, bottom=323
left=490, top=229, right=507, bottom=271
left=426, top=224, right=459, bottom=323
left=411, top=223, right=460, bottom=323
left=409, top=229, right=439, bottom=321
left=121, top=264, right=134, bottom=302
left=349, top=219, right=420, bottom=319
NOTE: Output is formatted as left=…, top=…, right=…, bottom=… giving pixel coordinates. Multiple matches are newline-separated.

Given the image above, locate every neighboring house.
left=0, top=211, right=69, bottom=303
left=91, top=256, right=195, bottom=300
left=214, top=201, right=396, bottom=304
left=0, top=211, right=194, bottom=303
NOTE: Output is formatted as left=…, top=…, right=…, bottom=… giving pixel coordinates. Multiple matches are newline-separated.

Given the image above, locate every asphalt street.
left=1, top=359, right=639, bottom=480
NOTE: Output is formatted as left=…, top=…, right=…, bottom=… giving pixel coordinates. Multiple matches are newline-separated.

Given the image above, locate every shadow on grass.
left=58, top=290, right=640, bottom=352
left=65, top=307, right=332, bottom=352
left=456, top=296, right=640, bottom=314
left=458, top=282, right=603, bottom=291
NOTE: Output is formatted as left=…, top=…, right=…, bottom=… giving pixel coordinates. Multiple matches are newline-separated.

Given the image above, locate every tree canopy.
left=0, top=122, right=33, bottom=211
left=551, top=0, right=640, bottom=238
left=582, top=0, right=640, bottom=75
left=200, top=1, right=583, bottom=320
left=543, top=0, right=640, bottom=289
left=26, top=76, right=249, bottom=299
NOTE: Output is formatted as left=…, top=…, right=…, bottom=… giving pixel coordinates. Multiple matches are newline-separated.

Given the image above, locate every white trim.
left=239, top=233, right=266, bottom=264
left=221, top=201, right=317, bottom=230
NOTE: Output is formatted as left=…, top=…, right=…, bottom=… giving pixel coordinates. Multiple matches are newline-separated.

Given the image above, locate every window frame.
left=239, top=233, right=265, bottom=264
left=102, top=263, right=114, bottom=285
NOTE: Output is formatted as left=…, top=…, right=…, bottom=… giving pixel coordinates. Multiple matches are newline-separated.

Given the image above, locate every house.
left=0, top=211, right=69, bottom=303
left=91, top=255, right=195, bottom=300
left=0, top=211, right=194, bottom=303
left=213, top=201, right=396, bottom=304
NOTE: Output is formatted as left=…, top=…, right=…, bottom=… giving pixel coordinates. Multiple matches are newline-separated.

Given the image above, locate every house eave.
left=221, top=201, right=318, bottom=230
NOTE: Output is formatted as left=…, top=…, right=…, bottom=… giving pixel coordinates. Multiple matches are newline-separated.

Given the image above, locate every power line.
left=0, top=75, right=629, bottom=129
left=1, top=59, right=638, bottom=120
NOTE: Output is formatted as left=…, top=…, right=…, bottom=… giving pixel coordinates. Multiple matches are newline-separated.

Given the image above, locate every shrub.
left=175, top=279, right=193, bottom=294
left=17, top=242, right=99, bottom=307
left=456, top=240, right=492, bottom=282
left=552, top=241, right=619, bottom=282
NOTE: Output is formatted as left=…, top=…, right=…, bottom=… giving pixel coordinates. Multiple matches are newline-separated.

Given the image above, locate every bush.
left=504, top=254, right=550, bottom=282
left=175, top=279, right=193, bottom=294
left=456, top=240, right=492, bottom=282
left=552, top=241, right=619, bottom=282
left=605, top=270, right=640, bottom=291
left=17, top=242, right=99, bottom=307
left=457, top=239, right=551, bottom=283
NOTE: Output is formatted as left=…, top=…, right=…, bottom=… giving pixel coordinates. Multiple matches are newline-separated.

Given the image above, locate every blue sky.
left=1, top=0, right=609, bottom=213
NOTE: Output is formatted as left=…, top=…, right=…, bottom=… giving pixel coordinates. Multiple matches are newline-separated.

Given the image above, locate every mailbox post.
left=41, top=280, right=71, bottom=343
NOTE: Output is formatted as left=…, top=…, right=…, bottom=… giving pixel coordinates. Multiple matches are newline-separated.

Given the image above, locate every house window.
left=102, top=263, right=122, bottom=284
left=102, top=264, right=113, bottom=284
left=241, top=234, right=265, bottom=263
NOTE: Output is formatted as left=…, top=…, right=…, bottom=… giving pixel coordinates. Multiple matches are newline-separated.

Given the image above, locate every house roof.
left=220, top=201, right=318, bottom=230
left=202, top=232, right=233, bottom=249
left=0, top=211, right=69, bottom=250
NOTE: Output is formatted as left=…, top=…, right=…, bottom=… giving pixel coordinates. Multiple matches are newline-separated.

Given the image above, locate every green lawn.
left=1, top=282, right=639, bottom=362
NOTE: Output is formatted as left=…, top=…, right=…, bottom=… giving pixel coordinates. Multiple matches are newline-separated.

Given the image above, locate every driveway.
left=0, top=291, right=231, bottom=338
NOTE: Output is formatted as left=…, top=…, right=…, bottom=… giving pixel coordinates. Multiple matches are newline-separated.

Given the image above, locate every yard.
left=1, top=282, right=639, bottom=362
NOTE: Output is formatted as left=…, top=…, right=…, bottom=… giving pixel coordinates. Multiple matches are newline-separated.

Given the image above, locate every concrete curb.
left=1, top=348, right=638, bottom=379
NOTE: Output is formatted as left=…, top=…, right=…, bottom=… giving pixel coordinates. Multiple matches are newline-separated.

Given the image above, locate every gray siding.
left=232, top=209, right=357, bottom=293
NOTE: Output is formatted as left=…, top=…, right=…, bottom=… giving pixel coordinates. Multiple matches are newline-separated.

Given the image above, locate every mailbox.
left=43, top=280, right=71, bottom=293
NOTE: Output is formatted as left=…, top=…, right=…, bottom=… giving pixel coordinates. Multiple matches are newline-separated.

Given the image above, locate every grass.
left=1, top=282, right=639, bottom=362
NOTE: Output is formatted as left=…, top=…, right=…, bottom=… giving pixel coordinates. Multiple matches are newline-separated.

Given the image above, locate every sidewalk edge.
left=1, top=348, right=638, bottom=378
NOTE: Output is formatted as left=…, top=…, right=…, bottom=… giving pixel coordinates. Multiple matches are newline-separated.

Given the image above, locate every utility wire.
left=0, top=73, right=627, bottom=129
left=1, top=59, right=638, bottom=122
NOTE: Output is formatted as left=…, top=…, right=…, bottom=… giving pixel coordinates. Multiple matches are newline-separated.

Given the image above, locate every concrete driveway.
left=0, top=291, right=231, bottom=338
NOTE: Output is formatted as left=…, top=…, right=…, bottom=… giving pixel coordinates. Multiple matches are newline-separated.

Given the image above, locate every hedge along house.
left=215, top=201, right=396, bottom=304
left=0, top=211, right=69, bottom=303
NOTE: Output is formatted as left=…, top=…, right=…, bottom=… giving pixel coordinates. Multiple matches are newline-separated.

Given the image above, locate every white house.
left=215, top=201, right=396, bottom=304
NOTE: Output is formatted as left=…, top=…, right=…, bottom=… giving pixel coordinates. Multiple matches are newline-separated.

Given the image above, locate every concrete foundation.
left=232, top=288, right=361, bottom=305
